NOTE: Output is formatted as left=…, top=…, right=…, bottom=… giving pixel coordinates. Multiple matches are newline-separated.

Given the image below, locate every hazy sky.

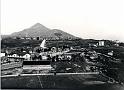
left=1, top=0, right=124, bottom=42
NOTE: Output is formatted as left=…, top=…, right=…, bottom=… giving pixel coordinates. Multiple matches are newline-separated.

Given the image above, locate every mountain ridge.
left=9, top=23, right=78, bottom=39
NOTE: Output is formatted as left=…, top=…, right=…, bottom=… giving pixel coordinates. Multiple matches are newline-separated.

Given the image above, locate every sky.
left=1, top=0, right=124, bottom=42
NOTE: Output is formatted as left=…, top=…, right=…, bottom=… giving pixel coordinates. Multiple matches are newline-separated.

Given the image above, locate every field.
left=1, top=37, right=124, bottom=90
left=1, top=74, right=124, bottom=90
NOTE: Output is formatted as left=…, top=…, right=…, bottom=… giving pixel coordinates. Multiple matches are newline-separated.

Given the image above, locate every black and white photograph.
left=1, top=0, right=124, bottom=90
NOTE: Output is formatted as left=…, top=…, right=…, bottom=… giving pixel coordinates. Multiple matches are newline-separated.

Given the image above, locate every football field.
left=1, top=74, right=124, bottom=90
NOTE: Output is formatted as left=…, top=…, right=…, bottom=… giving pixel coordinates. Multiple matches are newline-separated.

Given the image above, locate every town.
left=1, top=23, right=124, bottom=89
left=1, top=0, right=124, bottom=89
left=1, top=35, right=124, bottom=87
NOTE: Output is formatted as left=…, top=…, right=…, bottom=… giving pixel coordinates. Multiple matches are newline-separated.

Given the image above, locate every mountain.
left=10, top=23, right=78, bottom=39
left=1, top=35, right=10, bottom=39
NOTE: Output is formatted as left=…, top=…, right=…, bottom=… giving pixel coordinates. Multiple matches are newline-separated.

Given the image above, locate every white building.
left=8, top=54, right=19, bottom=57
left=1, top=53, right=5, bottom=57
left=108, top=51, right=113, bottom=56
left=23, top=54, right=30, bottom=59
left=99, top=41, right=104, bottom=46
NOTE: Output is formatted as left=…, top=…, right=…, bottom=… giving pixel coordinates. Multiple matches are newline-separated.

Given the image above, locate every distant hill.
left=10, top=23, right=78, bottom=39
left=1, top=35, right=10, bottom=39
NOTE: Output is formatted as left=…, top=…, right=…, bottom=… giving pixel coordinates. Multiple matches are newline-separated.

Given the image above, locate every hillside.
left=10, top=23, right=78, bottom=39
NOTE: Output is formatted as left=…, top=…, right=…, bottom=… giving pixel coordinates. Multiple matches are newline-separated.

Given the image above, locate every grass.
left=1, top=74, right=111, bottom=89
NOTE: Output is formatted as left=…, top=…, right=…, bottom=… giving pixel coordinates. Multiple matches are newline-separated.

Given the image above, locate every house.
left=89, top=43, right=98, bottom=47
left=20, top=37, right=25, bottom=39
left=7, top=53, right=19, bottom=57
left=88, top=40, right=114, bottom=47
left=1, top=53, right=5, bottom=57
left=88, top=40, right=98, bottom=47
left=51, top=47, right=57, bottom=52
left=23, top=54, right=30, bottom=59
left=7, top=53, right=25, bottom=62
left=108, top=51, right=113, bottom=56
left=98, top=40, right=105, bottom=46
left=114, top=43, right=119, bottom=46
left=29, top=50, right=33, bottom=54
left=7, top=57, right=25, bottom=62
left=7, top=52, right=31, bottom=60
left=42, top=55, right=48, bottom=60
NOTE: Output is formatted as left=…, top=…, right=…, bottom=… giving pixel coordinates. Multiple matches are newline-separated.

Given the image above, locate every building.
left=7, top=52, right=31, bottom=60
left=1, top=53, right=5, bottom=57
left=7, top=53, right=19, bottom=57
left=99, top=41, right=105, bottom=46
left=23, top=54, right=31, bottom=60
left=108, top=51, right=113, bottom=56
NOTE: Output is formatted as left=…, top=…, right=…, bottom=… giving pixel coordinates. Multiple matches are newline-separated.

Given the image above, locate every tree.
left=54, top=33, right=62, bottom=40
left=54, top=33, right=63, bottom=50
